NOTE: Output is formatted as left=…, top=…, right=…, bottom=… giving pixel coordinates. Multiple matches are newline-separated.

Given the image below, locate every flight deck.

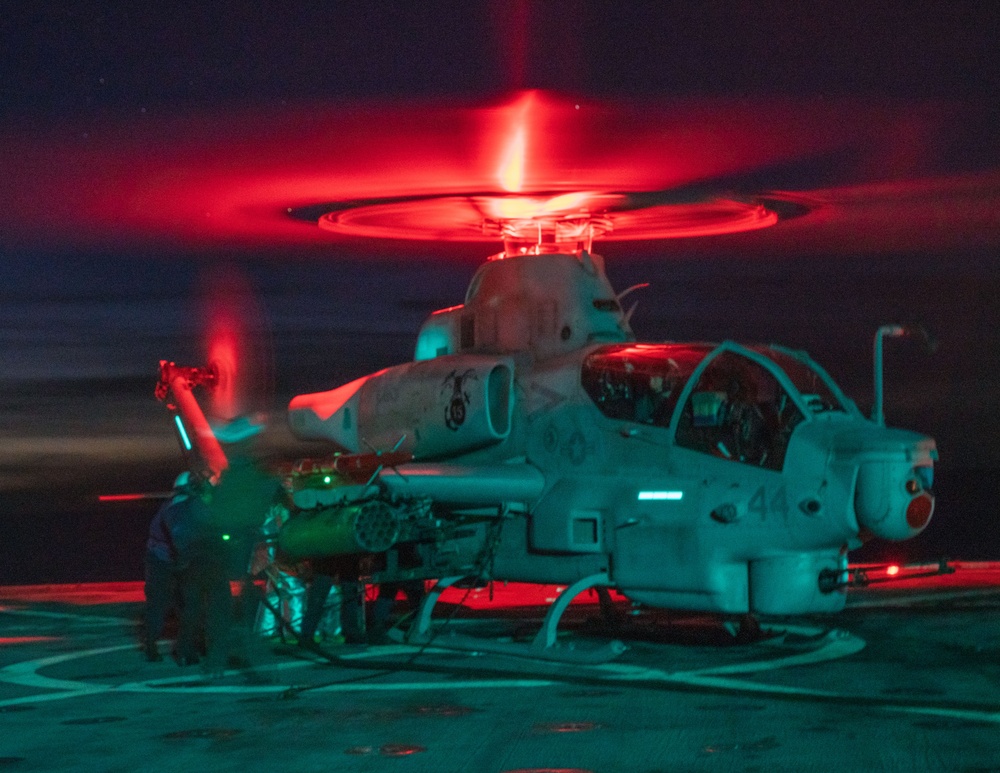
left=1, top=566, right=999, bottom=772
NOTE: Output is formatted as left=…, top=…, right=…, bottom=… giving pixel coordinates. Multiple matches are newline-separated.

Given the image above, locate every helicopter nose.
left=835, top=426, right=937, bottom=542
left=855, top=458, right=935, bottom=541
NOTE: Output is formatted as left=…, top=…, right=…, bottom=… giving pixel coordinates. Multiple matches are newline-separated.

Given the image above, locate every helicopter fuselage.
left=283, top=250, right=936, bottom=617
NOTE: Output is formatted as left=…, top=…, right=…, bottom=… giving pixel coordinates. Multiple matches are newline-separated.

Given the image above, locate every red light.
left=886, top=565, right=900, bottom=576
left=206, top=331, right=238, bottom=418
left=0, top=636, right=60, bottom=645
left=0, top=583, right=147, bottom=604
left=906, top=493, right=935, bottom=529
left=379, top=744, right=425, bottom=757
left=436, top=582, right=627, bottom=610
left=200, top=265, right=255, bottom=421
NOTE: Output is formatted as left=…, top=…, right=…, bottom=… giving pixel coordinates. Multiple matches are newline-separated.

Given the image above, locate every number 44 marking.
left=748, top=485, right=789, bottom=521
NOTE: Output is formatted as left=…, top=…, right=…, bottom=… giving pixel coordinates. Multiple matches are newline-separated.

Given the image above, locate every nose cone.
left=836, top=426, right=936, bottom=542
left=855, top=460, right=935, bottom=540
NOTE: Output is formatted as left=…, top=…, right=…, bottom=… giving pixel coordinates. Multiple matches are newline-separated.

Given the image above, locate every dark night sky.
left=4, top=3, right=1000, bottom=107
left=1, top=2, right=999, bottom=579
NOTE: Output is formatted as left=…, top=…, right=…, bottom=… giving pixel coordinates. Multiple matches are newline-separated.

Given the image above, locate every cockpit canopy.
left=581, top=342, right=856, bottom=470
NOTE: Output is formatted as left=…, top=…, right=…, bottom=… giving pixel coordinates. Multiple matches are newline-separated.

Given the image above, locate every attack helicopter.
left=156, top=182, right=937, bottom=661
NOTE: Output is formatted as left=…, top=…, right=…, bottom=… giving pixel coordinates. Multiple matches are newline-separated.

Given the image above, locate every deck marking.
left=0, top=609, right=133, bottom=627
left=2, top=622, right=999, bottom=723
left=0, top=643, right=552, bottom=704
left=117, top=678, right=555, bottom=695
left=890, top=705, right=1000, bottom=725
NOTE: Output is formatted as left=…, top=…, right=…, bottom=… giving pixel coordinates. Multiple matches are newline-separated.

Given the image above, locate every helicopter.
left=156, top=181, right=937, bottom=662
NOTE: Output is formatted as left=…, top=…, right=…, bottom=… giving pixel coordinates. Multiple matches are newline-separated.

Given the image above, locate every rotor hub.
left=482, top=212, right=614, bottom=256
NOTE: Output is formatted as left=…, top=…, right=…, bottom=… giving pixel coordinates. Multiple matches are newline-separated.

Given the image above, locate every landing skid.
left=722, top=614, right=769, bottom=644
left=392, top=573, right=627, bottom=664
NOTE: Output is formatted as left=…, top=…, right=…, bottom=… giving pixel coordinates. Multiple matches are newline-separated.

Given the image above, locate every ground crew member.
left=203, top=416, right=282, bottom=673
left=142, top=471, right=206, bottom=662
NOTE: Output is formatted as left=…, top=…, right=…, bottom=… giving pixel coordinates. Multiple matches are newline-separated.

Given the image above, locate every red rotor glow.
left=198, top=265, right=271, bottom=422
left=316, top=192, right=781, bottom=247
left=1, top=90, right=996, bottom=256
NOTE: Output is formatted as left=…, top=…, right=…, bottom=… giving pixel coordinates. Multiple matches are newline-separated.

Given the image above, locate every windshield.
left=674, top=350, right=805, bottom=470
left=581, top=344, right=712, bottom=428
left=582, top=342, right=849, bottom=470
left=749, top=346, right=846, bottom=414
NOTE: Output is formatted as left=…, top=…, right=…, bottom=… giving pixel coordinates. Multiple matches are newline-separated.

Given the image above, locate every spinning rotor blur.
left=3, top=90, right=998, bottom=257
left=308, top=191, right=785, bottom=256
